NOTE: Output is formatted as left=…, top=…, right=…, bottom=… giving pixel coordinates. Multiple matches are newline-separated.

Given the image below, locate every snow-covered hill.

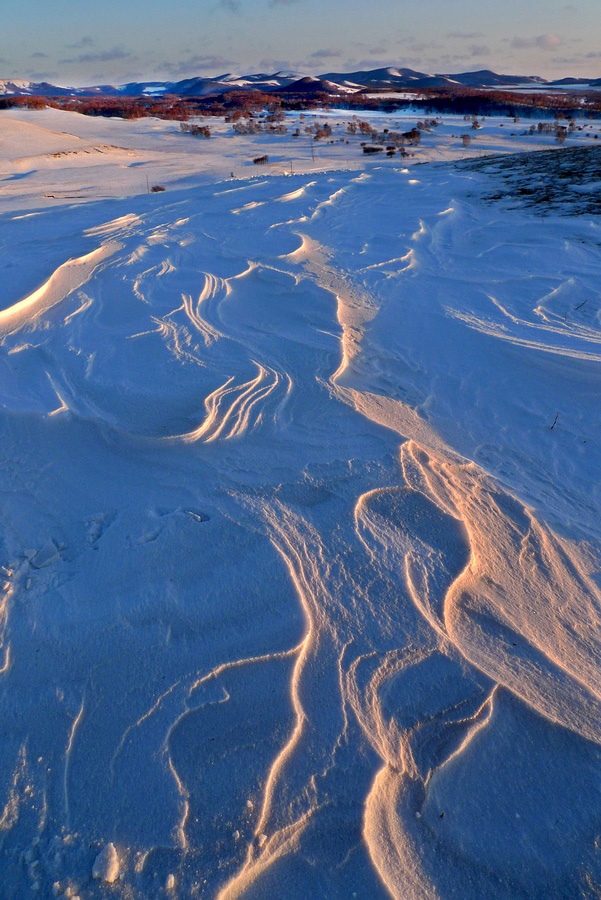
left=1, top=67, right=596, bottom=98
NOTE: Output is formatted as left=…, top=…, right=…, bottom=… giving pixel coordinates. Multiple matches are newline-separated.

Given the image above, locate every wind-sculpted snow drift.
left=0, top=157, right=600, bottom=898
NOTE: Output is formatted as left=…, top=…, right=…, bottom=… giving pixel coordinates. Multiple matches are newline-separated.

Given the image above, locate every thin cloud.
left=447, top=32, right=484, bottom=39
left=65, top=36, right=95, bottom=50
left=159, top=54, right=236, bottom=76
left=510, top=34, right=562, bottom=51
left=30, top=52, right=48, bottom=59
left=29, top=71, right=60, bottom=81
left=61, top=47, right=134, bottom=64
left=258, top=58, right=300, bottom=71
left=369, top=44, right=389, bottom=55
left=396, top=35, right=442, bottom=52
left=410, top=41, right=443, bottom=53
left=341, top=57, right=404, bottom=72
left=309, top=49, right=341, bottom=60
left=469, top=44, right=491, bottom=57
left=551, top=52, right=601, bottom=70
left=435, top=54, right=476, bottom=68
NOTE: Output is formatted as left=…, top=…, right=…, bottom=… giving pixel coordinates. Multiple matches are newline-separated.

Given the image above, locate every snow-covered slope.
left=0, top=79, right=76, bottom=96
left=0, top=110, right=600, bottom=898
left=321, top=66, right=459, bottom=89
left=0, top=67, right=559, bottom=98
left=444, top=69, right=546, bottom=87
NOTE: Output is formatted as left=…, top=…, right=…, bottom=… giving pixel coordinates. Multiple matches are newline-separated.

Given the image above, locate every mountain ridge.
left=0, top=67, right=599, bottom=98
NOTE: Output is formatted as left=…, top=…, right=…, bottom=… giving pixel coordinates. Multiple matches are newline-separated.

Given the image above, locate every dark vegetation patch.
left=459, top=145, right=601, bottom=216
left=2, top=86, right=601, bottom=122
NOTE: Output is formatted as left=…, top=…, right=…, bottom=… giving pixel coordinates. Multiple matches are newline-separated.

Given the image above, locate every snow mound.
left=92, top=843, right=120, bottom=883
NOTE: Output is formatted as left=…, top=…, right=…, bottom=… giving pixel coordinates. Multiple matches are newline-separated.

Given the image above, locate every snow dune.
left=0, top=243, right=119, bottom=335
left=0, top=116, right=600, bottom=898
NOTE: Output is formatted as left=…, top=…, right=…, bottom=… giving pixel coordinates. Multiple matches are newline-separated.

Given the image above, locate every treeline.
left=0, top=96, right=48, bottom=110
left=0, top=91, right=285, bottom=120
left=0, top=95, right=197, bottom=119
left=1, top=85, right=600, bottom=121
left=396, top=87, right=601, bottom=119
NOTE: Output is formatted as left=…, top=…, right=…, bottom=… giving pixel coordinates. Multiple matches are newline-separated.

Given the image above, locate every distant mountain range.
left=1, top=67, right=600, bottom=99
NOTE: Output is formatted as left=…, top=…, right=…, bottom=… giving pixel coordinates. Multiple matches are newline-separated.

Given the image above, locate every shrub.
left=180, top=123, right=210, bottom=138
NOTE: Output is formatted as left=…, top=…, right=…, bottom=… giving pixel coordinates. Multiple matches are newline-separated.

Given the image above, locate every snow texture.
left=0, top=107, right=600, bottom=898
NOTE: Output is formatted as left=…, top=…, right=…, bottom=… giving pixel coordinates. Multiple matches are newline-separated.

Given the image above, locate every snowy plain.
left=0, top=106, right=600, bottom=898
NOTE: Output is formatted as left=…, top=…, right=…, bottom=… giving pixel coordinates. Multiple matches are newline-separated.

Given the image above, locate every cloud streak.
left=447, top=31, right=484, bottom=39
left=60, top=47, right=134, bottom=65
left=65, top=36, right=96, bottom=50
left=309, top=49, right=341, bottom=60
left=510, top=34, right=562, bottom=50
left=159, top=54, right=236, bottom=76
left=468, top=44, right=491, bottom=57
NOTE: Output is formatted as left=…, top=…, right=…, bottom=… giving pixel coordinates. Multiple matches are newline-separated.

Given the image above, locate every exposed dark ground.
left=460, top=145, right=601, bottom=216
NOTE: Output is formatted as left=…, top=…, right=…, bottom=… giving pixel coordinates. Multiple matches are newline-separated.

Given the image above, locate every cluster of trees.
left=225, top=108, right=441, bottom=157
left=524, top=120, right=578, bottom=142
left=0, top=95, right=195, bottom=120
left=302, top=122, right=332, bottom=139
left=180, top=122, right=211, bottom=137
left=348, top=118, right=429, bottom=147
left=0, top=95, right=47, bottom=110
left=231, top=119, right=265, bottom=134
left=406, top=87, right=601, bottom=119
left=346, top=118, right=375, bottom=136
left=229, top=115, right=334, bottom=139
left=231, top=119, right=287, bottom=135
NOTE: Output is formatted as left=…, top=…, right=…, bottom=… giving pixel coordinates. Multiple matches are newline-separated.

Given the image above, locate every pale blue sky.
left=3, top=0, right=600, bottom=85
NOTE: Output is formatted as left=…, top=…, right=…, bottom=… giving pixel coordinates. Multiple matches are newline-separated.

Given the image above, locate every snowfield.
left=0, top=107, right=600, bottom=898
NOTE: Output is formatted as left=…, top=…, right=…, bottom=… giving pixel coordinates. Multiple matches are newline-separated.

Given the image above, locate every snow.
left=0, top=106, right=600, bottom=897
left=91, top=843, right=119, bottom=883
left=1, top=105, right=599, bottom=212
